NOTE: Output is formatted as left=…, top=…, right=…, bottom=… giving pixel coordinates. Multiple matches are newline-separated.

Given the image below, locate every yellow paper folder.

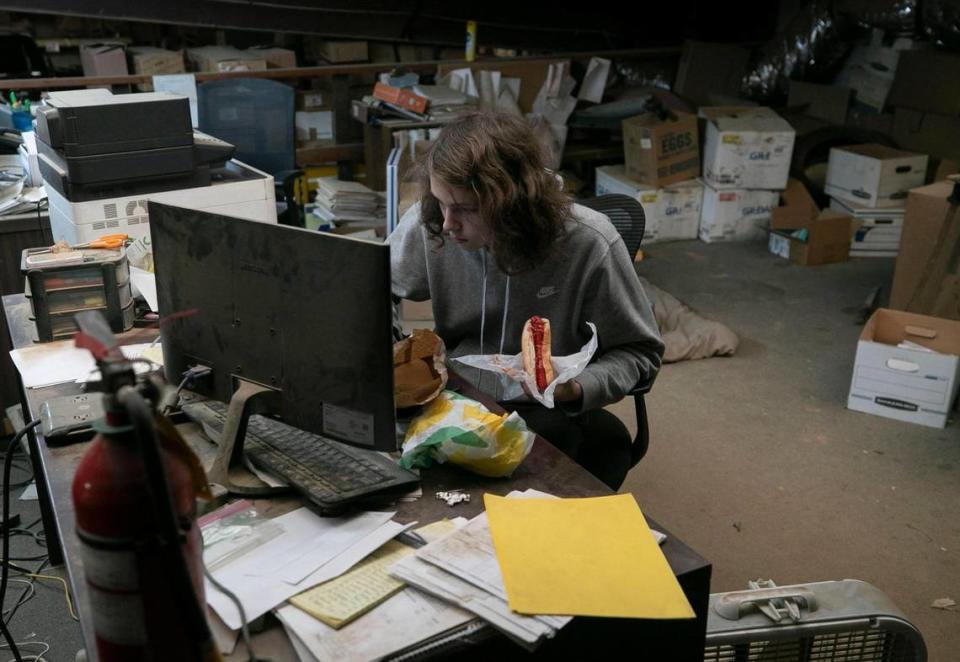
left=484, top=493, right=695, bottom=619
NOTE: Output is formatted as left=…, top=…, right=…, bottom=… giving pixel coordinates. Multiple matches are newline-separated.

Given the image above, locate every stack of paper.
left=312, top=177, right=384, bottom=225
left=277, top=518, right=481, bottom=662
left=0, top=154, right=47, bottom=216
left=203, top=506, right=412, bottom=631
left=387, top=489, right=572, bottom=648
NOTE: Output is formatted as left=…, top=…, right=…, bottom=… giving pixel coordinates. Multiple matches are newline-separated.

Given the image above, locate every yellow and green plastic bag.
left=400, top=391, right=535, bottom=477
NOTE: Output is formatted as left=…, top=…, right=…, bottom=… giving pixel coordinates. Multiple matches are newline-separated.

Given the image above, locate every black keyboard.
left=182, top=399, right=419, bottom=514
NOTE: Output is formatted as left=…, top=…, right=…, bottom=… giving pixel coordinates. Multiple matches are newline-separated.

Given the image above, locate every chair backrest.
left=578, top=194, right=646, bottom=258
left=578, top=193, right=652, bottom=468
left=198, top=78, right=295, bottom=176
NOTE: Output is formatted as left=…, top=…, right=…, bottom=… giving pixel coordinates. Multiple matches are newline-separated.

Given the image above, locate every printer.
left=36, top=89, right=277, bottom=244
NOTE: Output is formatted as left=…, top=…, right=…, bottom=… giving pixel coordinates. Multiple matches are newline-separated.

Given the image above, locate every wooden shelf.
left=2, top=47, right=680, bottom=90
left=296, top=141, right=364, bottom=166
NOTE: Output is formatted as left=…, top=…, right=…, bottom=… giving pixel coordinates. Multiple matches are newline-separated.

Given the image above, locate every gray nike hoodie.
left=388, top=201, right=664, bottom=413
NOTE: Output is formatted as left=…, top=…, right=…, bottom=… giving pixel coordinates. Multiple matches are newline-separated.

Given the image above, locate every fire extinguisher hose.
left=119, top=387, right=220, bottom=662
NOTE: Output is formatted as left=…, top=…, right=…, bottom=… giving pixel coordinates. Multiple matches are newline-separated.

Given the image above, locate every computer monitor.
left=149, top=202, right=397, bottom=488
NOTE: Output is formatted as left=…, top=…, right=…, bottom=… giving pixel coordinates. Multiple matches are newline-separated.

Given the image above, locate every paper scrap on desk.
left=484, top=493, right=695, bottom=619
left=289, top=540, right=414, bottom=628
left=10, top=340, right=96, bottom=388
left=205, top=508, right=412, bottom=630
left=277, top=586, right=475, bottom=662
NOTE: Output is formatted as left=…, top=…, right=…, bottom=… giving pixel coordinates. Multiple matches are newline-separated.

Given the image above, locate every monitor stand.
left=206, top=379, right=294, bottom=498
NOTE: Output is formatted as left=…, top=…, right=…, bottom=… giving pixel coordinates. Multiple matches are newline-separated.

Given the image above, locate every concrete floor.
left=616, top=239, right=959, bottom=661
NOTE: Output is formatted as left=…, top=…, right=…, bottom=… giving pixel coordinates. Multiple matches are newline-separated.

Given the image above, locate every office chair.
left=198, top=78, right=305, bottom=227
left=578, top=193, right=653, bottom=467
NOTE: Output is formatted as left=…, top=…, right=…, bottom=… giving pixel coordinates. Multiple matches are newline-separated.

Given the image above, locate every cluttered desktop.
left=5, top=201, right=710, bottom=661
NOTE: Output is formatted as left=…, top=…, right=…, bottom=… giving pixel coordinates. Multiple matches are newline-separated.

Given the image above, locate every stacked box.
left=824, top=144, right=928, bottom=257
left=698, top=106, right=795, bottom=243
left=594, top=165, right=703, bottom=244
left=698, top=184, right=778, bottom=243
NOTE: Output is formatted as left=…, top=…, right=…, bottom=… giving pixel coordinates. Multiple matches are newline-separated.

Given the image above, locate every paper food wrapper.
left=454, top=322, right=598, bottom=408
left=394, top=329, right=448, bottom=409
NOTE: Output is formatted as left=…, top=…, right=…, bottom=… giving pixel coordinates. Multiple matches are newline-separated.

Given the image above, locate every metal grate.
left=704, top=629, right=919, bottom=662
left=102, top=203, right=118, bottom=219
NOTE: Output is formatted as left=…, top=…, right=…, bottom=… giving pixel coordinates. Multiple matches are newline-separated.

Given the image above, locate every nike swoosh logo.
left=537, top=286, right=558, bottom=299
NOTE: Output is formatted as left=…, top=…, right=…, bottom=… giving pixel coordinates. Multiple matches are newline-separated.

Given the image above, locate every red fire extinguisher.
left=71, top=312, right=219, bottom=661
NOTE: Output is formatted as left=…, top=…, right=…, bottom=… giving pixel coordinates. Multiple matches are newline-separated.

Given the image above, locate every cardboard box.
left=700, top=107, right=795, bottom=190
left=186, top=47, right=267, bottom=73
left=768, top=181, right=852, bottom=265
left=622, top=112, right=699, bottom=188
left=787, top=81, right=852, bottom=125
left=673, top=41, right=750, bottom=107
left=246, top=47, right=296, bottom=69
left=824, top=144, right=927, bottom=208
left=318, top=41, right=368, bottom=63
left=892, top=108, right=960, bottom=163
left=80, top=43, right=128, bottom=78
left=295, top=110, right=333, bottom=141
left=595, top=165, right=703, bottom=243
left=828, top=197, right=905, bottom=256
left=847, top=308, right=960, bottom=428
left=887, top=50, right=960, bottom=116
left=768, top=211, right=852, bottom=266
left=835, top=45, right=900, bottom=112
left=699, top=182, right=778, bottom=243
left=127, top=47, right=184, bottom=91
left=890, top=181, right=960, bottom=320
left=297, top=89, right=329, bottom=111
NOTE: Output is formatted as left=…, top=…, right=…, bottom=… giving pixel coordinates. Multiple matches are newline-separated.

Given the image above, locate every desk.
left=1, top=208, right=51, bottom=414
left=4, top=293, right=711, bottom=661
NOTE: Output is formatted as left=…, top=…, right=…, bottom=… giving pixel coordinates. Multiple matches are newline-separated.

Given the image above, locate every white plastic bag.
left=454, top=322, right=598, bottom=408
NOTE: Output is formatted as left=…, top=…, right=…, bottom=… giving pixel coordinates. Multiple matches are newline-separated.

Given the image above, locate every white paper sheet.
left=454, top=322, right=598, bottom=407
left=10, top=340, right=96, bottom=388
left=254, top=510, right=396, bottom=585
left=578, top=57, right=611, bottom=103
left=152, top=74, right=199, bottom=127
left=130, top=267, right=158, bottom=312
left=206, top=509, right=412, bottom=630
left=440, top=68, right=479, bottom=99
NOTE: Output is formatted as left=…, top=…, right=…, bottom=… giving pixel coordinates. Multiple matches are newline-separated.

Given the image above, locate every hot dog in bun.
left=522, top=316, right=555, bottom=391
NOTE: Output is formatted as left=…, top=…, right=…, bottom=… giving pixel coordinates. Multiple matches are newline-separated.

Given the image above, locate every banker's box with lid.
left=847, top=308, right=960, bottom=428
left=21, top=248, right=134, bottom=342
left=700, top=106, right=795, bottom=190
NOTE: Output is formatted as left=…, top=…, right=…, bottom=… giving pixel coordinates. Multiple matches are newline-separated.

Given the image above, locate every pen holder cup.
left=11, top=111, right=32, bottom=132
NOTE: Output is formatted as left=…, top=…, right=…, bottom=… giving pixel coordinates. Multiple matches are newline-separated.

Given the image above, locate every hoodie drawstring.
left=499, top=276, right=510, bottom=355
left=480, top=250, right=488, bottom=355
left=478, top=250, right=511, bottom=399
